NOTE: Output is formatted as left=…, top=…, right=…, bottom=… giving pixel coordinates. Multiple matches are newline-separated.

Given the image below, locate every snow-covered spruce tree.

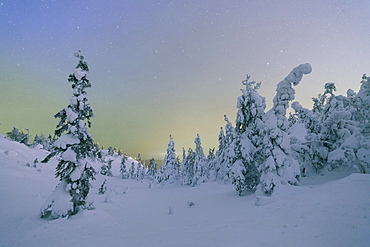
left=40, top=51, right=96, bottom=218
left=120, top=154, right=129, bottom=179
left=320, top=91, right=370, bottom=173
left=207, top=148, right=216, bottom=181
left=100, top=159, right=113, bottom=177
left=290, top=101, right=322, bottom=174
left=216, top=115, right=237, bottom=183
left=229, top=75, right=264, bottom=195
left=129, top=161, right=136, bottom=179
left=136, top=155, right=147, bottom=181
left=181, top=148, right=195, bottom=185
left=33, top=133, right=53, bottom=150
left=354, top=75, right=370, bottom=137
left=6, top=127, right=29, bottom=145
left=157, top=135, right=179, bottom=184
left=147, top=158, right=158, bottom=182
left=191, top=134, right=208, bottom=186
left=259, top=63, right=312, bottom=195
left=214, top=127, right=227, bottom=181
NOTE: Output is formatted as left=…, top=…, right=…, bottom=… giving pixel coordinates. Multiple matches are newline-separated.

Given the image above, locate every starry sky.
left=1, top=0, right=369, bottom=161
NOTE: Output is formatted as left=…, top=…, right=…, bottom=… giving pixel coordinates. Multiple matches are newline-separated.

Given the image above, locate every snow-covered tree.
left=207, top=148, right=216, bottom=181
left=354, top=75, right=370, bottom=137
left=6, top=127, right=29, bottom=145
left=98, top=179, right=107, bottom=194
left=100, top=159, right=113, bottom=177
left=147, top=158, right=157, bottom=181
left=41, top=51, right=96, bottom=218
left=214, top=127, right=227, bottom=181
left=120, top=154, right=129, bottom=179
left=181, top=148, right=195, bottom=186
left=129, top=162, right=136, bottom=179
left=215, top=116, right=237, bottom=183
left=259, top=64, right=312, bottom=195
left=229, top=75, right=264, bottom=195
left=157, top=135, right=179, bottom=184
left=191, top=134, right=208, bottom=186
left=33, top=133, right=53, bottom=150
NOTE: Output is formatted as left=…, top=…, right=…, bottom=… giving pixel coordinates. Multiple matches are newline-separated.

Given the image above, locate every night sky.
left=1, top=1, right=369, bottom=160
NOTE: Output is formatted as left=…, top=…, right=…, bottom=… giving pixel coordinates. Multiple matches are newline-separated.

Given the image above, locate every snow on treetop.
left=284, top=63, right=312, bottom=86
left=66, top=107, right=78, bottom=123
left=54, top=134, right=80, bottom=149
left=74, top=68, right=86, bottom=81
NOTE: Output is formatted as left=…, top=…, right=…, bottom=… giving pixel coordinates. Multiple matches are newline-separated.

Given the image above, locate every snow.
left=61, top=147, right=77, bottom=162
left=54, top=134, right=80, bottom=149
left=0, top=136, right=369, bottom=246
left=66, top=107, right=78, bottom=123
left=74, top=68, right=86, bottom=80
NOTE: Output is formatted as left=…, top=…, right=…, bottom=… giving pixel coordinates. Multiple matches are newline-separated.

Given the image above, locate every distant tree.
left=214, top=127, right=227, bottom=181
left=207, top=148, right=216, bottom=181
left=181, top=148, right=195, bottom=186
left=135, top=154, right=146, bottom=181
left=100, top=159, right=113, bottom=177
left=33, top=133, right=53, bottom=150
left=191, top=134, right=208, bottom=186
left=6, top=127, right=29, bottom=145
left=129, top=162, right=136, bottom=179
left=157, top=135, right=179, bottom=184
left=98, top=179, right=107, bottom=194
left=120, top=154, right=129, bottom=179
left=40, top=51, right=96, bottom=218
left=147, top=158, right=158, bottom=181
left=354, top=74, right=370, bottom=137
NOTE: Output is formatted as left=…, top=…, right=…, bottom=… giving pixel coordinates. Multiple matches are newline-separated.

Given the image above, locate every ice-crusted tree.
left=214, top=127, right=227, bottom=181
left=318, top=89, right=370, bottom=173
left=100, top=160, right=113, bottom=177
left=157, top=135, right=179, bottom=184
left=229, top=75, right=264, bottom=195
left=207, top=148, right=216, bottom=181
left=147, top=158, right=157, bottom=182
left=191, top=134, right=208, bottom=186
left=181, top=148, right=195, bottom=185
left=33, top=133, right=53, bottom=150
left=259, top=64, right=312, bottom=195
left=129, top=161, right=136, bottom=179
left=216, top=116, right=237, bottom=183
left=120, top=154, right=129, bottom=179
left=290, top=101, right=323, bottom=173
left=355, top=75, right=370, bottom=137
left=6, top=127, right=29, bottom=145
left=41, top=51, right=96, bottom=218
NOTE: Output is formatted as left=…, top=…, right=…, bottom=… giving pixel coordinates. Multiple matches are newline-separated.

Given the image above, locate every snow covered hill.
left=0, top=135, right=369, bottom=247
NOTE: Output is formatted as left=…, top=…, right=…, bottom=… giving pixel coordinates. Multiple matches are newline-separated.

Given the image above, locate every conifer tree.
left=6, top=127, right=29, bottom=145
left=157, top=135, right=179, bottom=184
left=259, top=64, right=311, bottom=195
left=120, top=154, right=129, bottom=179
left=191, top=134, right=208, bottom=186
left=41, top=51, right=96, bottom=218
left=207, top=148, right=216, bottom=181
left=130, top=162, right=136, bottom=179
left=181, top=148, right=195, bottom=185
left=147, top=158, right=158, bottom=181
left=214, top=127, right=227, bottom=181
left=230, top=75, right=264, bottom=195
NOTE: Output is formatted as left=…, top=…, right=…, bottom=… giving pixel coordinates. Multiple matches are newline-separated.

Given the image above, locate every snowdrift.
left=0, top=136, right=369, bottom=247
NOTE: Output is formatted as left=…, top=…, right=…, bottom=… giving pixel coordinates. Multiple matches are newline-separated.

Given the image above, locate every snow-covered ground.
left=0, top=135, right=369, bottom=247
